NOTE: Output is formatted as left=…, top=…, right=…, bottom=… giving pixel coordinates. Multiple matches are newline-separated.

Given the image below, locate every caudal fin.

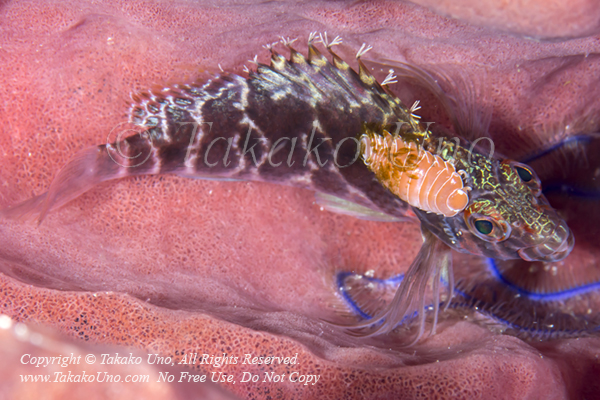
left=1, top=145, right=128, bottom=224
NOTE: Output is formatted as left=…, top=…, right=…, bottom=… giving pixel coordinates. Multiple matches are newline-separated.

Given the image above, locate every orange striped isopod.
left=360, top=129, right=469, bottom=217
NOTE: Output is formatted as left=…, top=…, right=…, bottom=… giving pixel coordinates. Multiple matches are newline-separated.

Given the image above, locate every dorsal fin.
left=329, top=49, right=350, bottom=72
left=279, top=36, right=306, bottom=66
left=288, top=45, right=307, bottom=65
left=368, top=59, right=492, bottom=142
left=307, top=31, right=329, bottom=68
left=318, top=33, right=349, bottom=72
left=307, top=44, right=329, bottom=68
left=269, top=48, right=287, bottom=71
left=356, top=43, right=376, bottom=86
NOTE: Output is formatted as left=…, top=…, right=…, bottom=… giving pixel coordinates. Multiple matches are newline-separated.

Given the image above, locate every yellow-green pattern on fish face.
left=415, top=139, right=574, bottom=262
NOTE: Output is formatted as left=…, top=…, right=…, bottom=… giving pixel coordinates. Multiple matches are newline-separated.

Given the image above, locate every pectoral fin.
left=341, top=227, right=454, bottom=345
left=314, top=192, right=406, bottom=223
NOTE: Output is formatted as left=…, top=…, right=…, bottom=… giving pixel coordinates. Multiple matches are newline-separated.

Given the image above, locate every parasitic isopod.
left=360, top=128, right=469, bottom=217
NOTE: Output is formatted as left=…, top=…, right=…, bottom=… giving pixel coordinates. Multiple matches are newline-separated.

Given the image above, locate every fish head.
left=417, top=155, right=575, bottom=262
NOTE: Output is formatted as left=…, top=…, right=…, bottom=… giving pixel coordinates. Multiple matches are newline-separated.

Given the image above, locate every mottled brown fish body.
left=114, top=42, right=425, bottom=220
left=1, top=39, right=425, bottom=223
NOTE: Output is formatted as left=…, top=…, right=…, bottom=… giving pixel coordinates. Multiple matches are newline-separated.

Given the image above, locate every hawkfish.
left=1, top=33, right=575, bottom=344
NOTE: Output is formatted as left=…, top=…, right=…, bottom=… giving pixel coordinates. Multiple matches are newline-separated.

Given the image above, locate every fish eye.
left=515, top=165, right=533, bottom=182
left=508, top=161, right=542, bottom=196
left=474, top=219, right=493, bottom=235
left=464, top=210, right=512, bottom=243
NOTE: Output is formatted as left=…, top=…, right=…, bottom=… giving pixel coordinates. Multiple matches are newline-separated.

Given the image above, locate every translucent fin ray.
left=1, top=146, right=117, bottom=224
left=366, top=59, right=492, bottom=141
left=314, top=192, right=406, bottom=222
left=336, top=228, right=454, bottom=344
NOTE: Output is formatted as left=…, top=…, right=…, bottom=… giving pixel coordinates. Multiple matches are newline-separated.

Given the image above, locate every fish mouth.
left=518, top=222, right=575, bottom=262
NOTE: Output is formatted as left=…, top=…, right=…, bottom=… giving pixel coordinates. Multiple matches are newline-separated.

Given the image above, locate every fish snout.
left=517, top=221, right=575, bottom=262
